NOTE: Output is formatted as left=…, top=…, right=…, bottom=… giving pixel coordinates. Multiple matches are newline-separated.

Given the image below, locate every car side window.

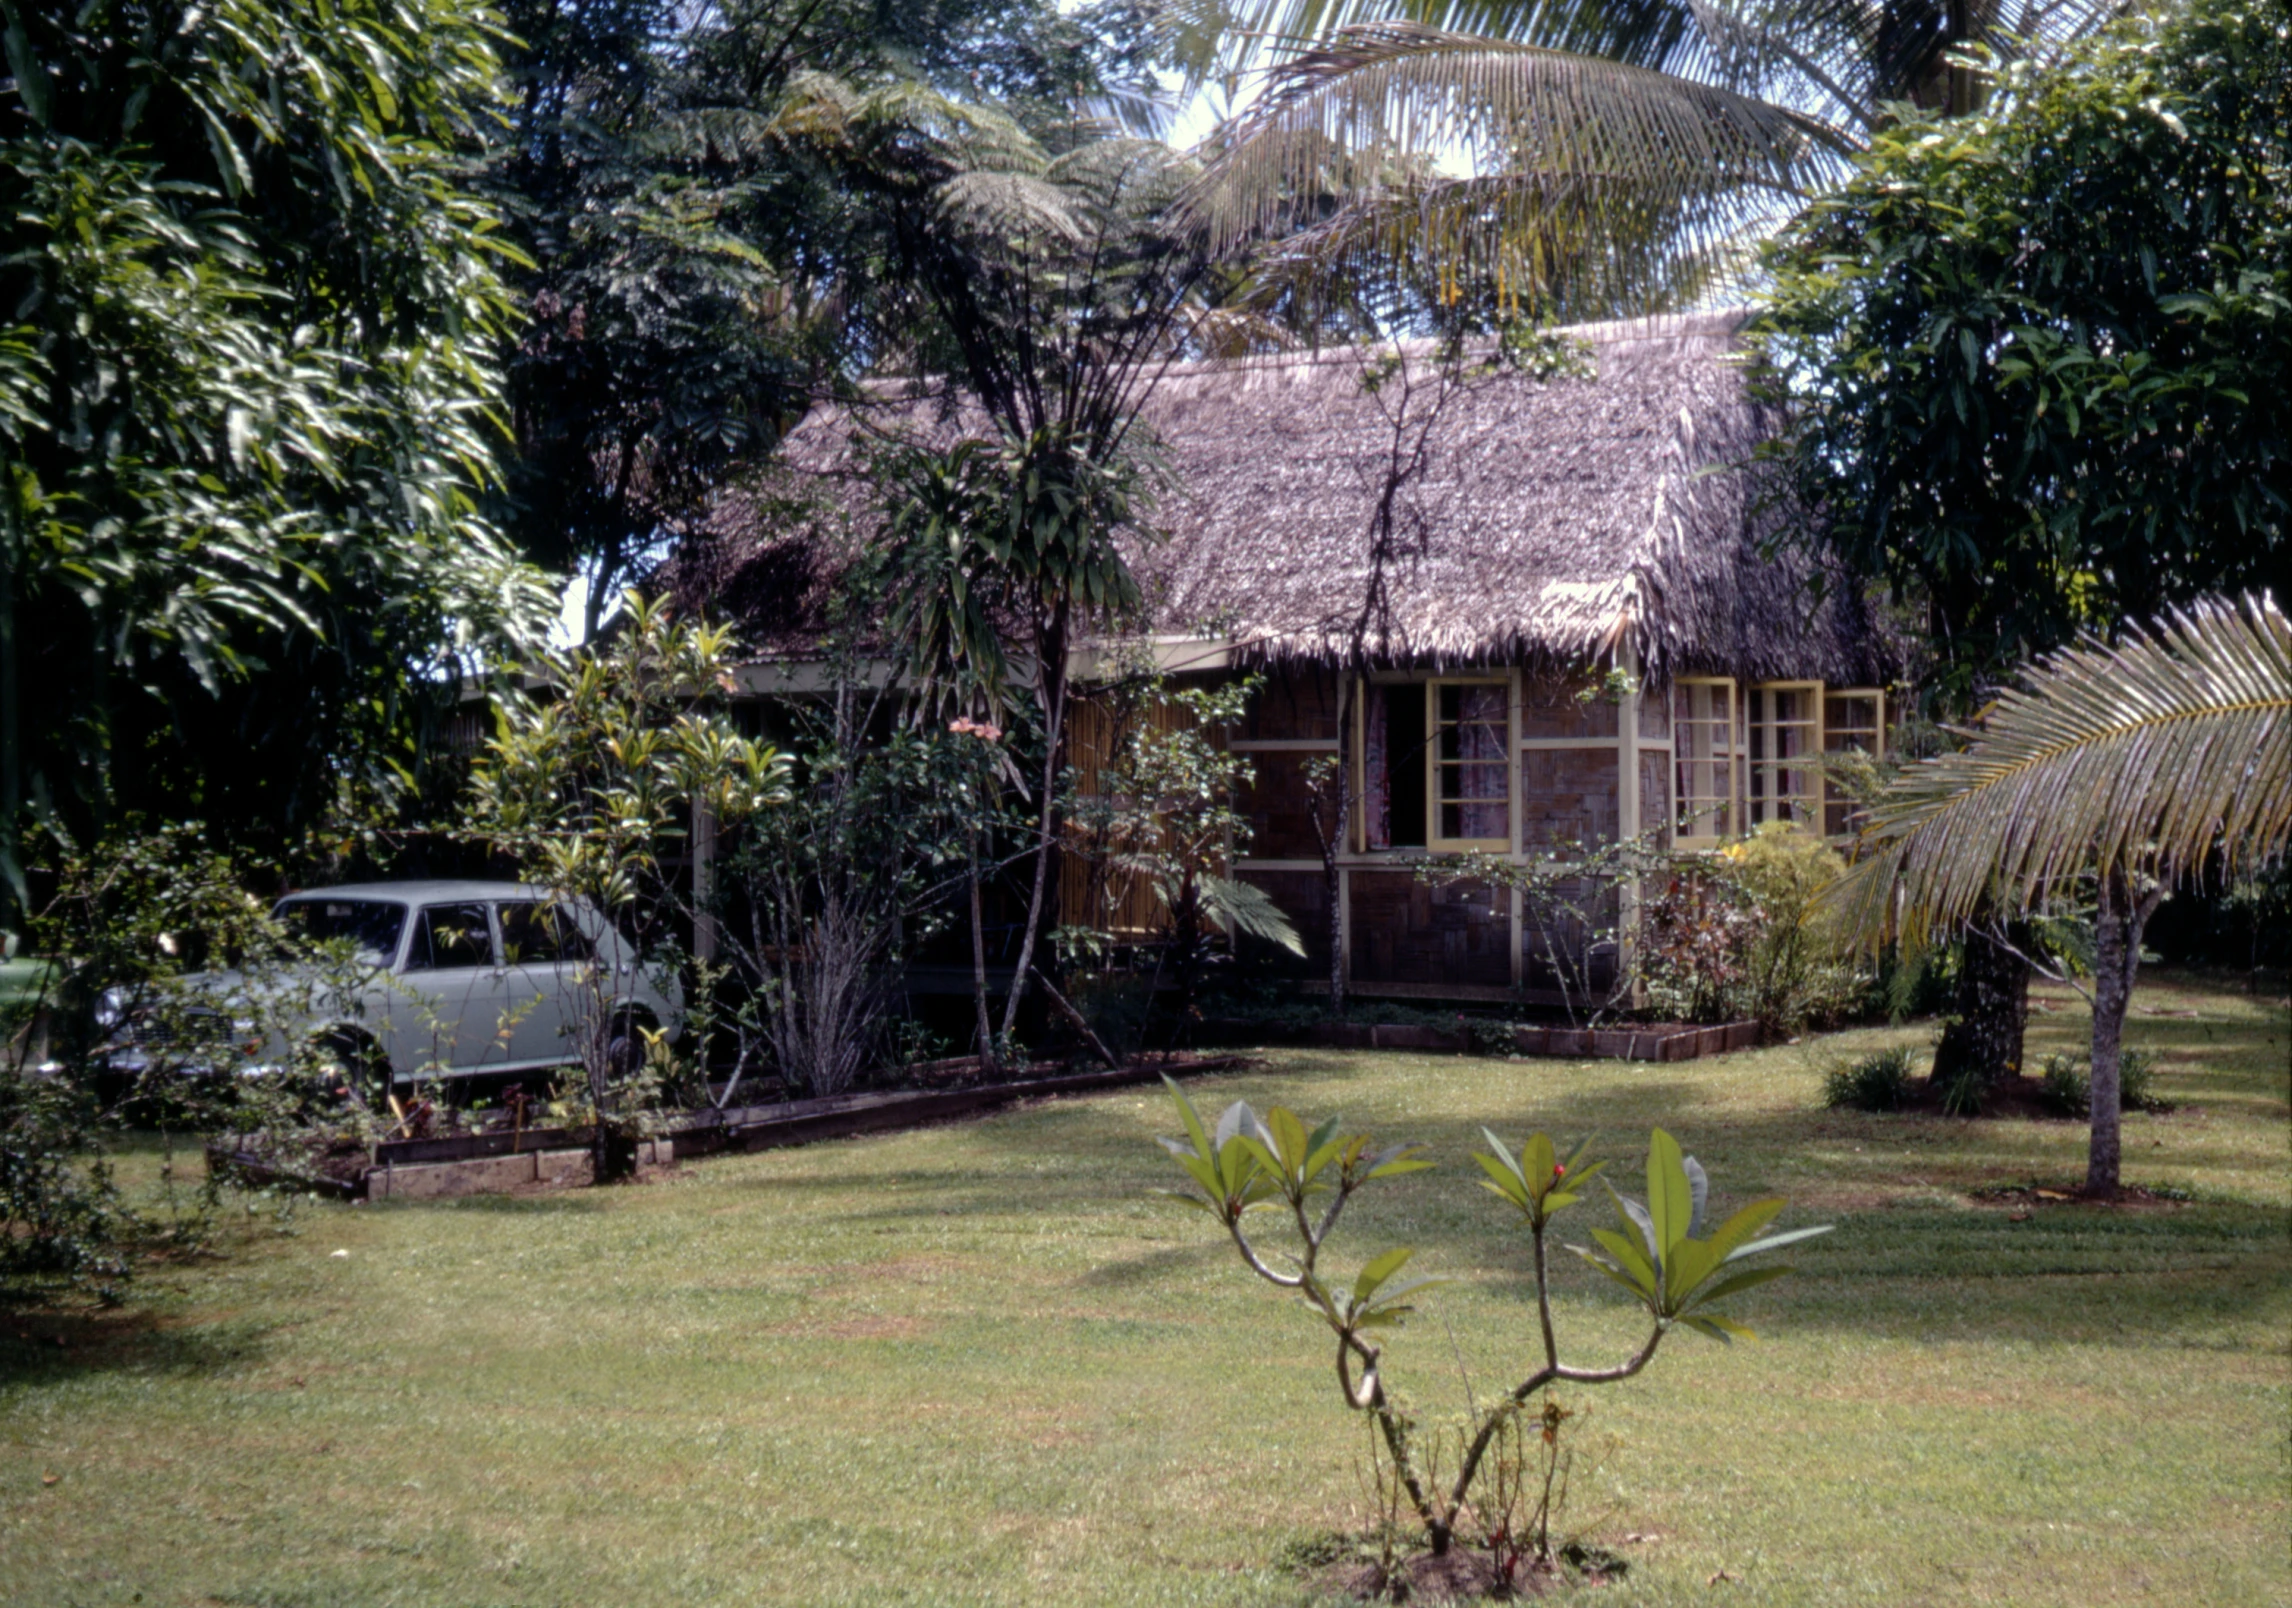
left=497, top=901, right=593, bottom=965
left=407, top=903, right=494, bottom=971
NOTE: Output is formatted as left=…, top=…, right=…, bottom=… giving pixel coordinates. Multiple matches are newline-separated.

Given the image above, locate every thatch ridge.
left=662, top=311, right=1894, bottom=685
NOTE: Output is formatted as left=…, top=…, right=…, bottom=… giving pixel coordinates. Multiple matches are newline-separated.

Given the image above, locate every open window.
left=1749, top=681, right=1824, bottom=829
left=1362, top=680, right=1511, bottom=851
left=1671, top=678, right=1736, bottom=845
left=1821, top=688, right=1886, bottom=838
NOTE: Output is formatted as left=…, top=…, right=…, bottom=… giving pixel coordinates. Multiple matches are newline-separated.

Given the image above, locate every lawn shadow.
left=0, top=1301, right=276, bottom=1386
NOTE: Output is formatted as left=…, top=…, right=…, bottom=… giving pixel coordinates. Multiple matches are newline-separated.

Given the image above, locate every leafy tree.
left=1831, top=593, right=2290, bottom=1196
left=1756, top=0, right=2289, bottom=1083
left=786, top=83, right=1216, bottom=1052
left=0, top=0, right=556, bottom=908
left=1171, top=0, right=2116, bottom=319
left=1062, top=676, right=1303, bottom=1052
left=484, top=0, right=1173, bottom=636
left=1756, top=0, right=2291, bottom=691
left=467, top=593, right=788, bottom=1174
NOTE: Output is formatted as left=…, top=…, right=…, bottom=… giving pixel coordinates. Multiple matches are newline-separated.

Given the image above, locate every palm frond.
left=1830, top=593, right=2292, bottom=945
left=1182, top=23, right=1849, bottom=312
left=1200, top=873, right=1308, bottom=955
left=1168, top=0, right=2125, bottom=311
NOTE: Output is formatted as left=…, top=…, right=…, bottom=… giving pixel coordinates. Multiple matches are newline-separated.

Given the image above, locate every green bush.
left=1640, top=825, right=1875, bottom=1032
left=1463, top=1016, right=1522, bottom=1057
left=2039, top=1049, right=2162, bottom=1116
left=1937, top=1066, right=1988, bottom=1118
left=1822, top=1048, right=1914, bottom=1112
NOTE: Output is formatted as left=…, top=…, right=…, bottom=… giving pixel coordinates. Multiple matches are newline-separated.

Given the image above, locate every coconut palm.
left=1828, top=593, right=2290, bottom=1195
left=1173, top=0, right=2123, bottom=316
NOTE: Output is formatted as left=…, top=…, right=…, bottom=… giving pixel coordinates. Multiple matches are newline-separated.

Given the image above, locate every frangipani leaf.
left=1647, top=1128, right=1692, bottom=1255
left=1354, top=1245, right=1416, bottom=1304
left=1682, top=1263, right=1795, bottom=1311
left=1724, top=1225, right=1836, bottom=1264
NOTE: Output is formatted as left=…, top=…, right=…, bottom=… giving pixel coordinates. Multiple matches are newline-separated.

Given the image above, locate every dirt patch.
left=1290, top=1536, right=1627, bottom=1603
left=1970, top=1182, right=2193, bottom=1212
left=1893, top=1073, right=2178, bottom=1123
left=1313, top=1550, right=1545, bottom=1603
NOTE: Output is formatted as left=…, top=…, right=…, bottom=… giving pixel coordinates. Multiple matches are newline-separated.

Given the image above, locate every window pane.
left=409, top=903, right=493, bottom=971
left=277, top=899, right=406, bottom=966
left=1434, top=683, right=1508, bottom=841
left=1673, top=681, right=1734, bottom=838
left=498, top=901, right=592, bottom=965
left=1823, top=692, right=1882, bottom=835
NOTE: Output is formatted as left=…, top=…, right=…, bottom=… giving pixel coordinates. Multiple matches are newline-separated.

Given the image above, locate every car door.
left=397, top=902, right=505, bottom=1074
left=495, top=898, right=593, bottom=1069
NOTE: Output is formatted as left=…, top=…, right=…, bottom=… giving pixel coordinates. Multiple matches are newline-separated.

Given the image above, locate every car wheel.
left=604, top=1016, right=649, bottom=1082
left=313, top=1029, right=392, bottom=1109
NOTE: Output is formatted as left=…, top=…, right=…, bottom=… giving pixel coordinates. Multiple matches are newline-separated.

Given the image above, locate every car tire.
left=313, top=1028, right=392, bottom=1109
left=604, top=1015, right=650, bottom=1082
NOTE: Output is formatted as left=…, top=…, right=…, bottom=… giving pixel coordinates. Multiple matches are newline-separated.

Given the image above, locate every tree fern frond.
left=934, top=171, right=1088, bottom=243
left=1829, top=593, right=2292, bottom=945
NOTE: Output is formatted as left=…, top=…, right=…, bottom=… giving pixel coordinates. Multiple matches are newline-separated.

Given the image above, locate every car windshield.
left=276, top=899, right=407, bottom=966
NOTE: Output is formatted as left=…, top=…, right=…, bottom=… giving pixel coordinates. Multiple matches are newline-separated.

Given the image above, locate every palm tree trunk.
left=1932, top=928, right=2030, bottom=1084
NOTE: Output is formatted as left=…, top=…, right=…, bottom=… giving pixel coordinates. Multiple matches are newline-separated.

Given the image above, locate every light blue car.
left=102, top=881, right=682, bottom=1097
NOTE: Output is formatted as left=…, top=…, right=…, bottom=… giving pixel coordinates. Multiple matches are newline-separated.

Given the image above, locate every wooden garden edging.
left=1199, top=1018, right=1761, bottom=1062
left=208, top=1019, right=1757, bottom=1203
left=206, top=1054, right=1255, bottom=1201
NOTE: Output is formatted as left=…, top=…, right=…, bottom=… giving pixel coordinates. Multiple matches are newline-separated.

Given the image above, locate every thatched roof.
left=662, top=310, right=1895, bottom=685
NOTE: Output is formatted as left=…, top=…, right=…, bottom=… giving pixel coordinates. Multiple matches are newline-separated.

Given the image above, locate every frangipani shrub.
left=1154, top=1078, right=1830, bottom=1560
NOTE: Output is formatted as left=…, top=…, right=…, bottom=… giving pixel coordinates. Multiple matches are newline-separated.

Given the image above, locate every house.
left=660, top=311, right=1900, bottom=1004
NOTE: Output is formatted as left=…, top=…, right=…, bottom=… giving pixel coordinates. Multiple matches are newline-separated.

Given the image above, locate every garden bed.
left=207, top=1053, right=1254, bottom=1201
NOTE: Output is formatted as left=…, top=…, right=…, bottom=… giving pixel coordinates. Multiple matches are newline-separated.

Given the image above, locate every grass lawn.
left=3, top=971, right=2286, bottom=1607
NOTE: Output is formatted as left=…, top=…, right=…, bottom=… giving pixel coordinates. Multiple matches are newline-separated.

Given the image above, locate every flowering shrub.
left=1641, top=826, right=1873, bottom=1031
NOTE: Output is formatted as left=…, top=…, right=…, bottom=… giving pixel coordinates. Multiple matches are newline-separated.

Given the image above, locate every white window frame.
left=1749, top=680, right=1825, bottom=831
left=1672, top=677, right=1738, bottom=847
left=1426, top=678, right=1513, bottom=852
left=1821, top=687, right=1887, bottom=839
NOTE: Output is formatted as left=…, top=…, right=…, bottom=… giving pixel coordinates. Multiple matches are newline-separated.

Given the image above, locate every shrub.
left=1462, top=1016, right=1521, bottom=1057
left=2039, top=1049, right=2163, bottom=1117
left=0, top=1068, right=129, bottom=1297
left=1937, top=1066, right=1988, bottom=1118
left=1637, top=872, right=1761, bottom=1024
left=1151, top=1080, right=1831, bottom=1565
left=1641, top=826, right=1875, bottom=1032
left=1723, top=825, right=1869, bottom=1032
left=1823, top=1048, right=1914, bottom=1112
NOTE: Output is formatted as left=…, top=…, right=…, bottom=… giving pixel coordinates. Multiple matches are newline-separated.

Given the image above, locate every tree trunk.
left=967, top=836, right=997, bottom=1076
left=2086, top=870, right=2164, bottom=1198
left=1931, top=927, right=2030, bottom=1083
left=1324, top=676, right=1352, bottom=1018
left=998, top=606, right=1070, bottom=1044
